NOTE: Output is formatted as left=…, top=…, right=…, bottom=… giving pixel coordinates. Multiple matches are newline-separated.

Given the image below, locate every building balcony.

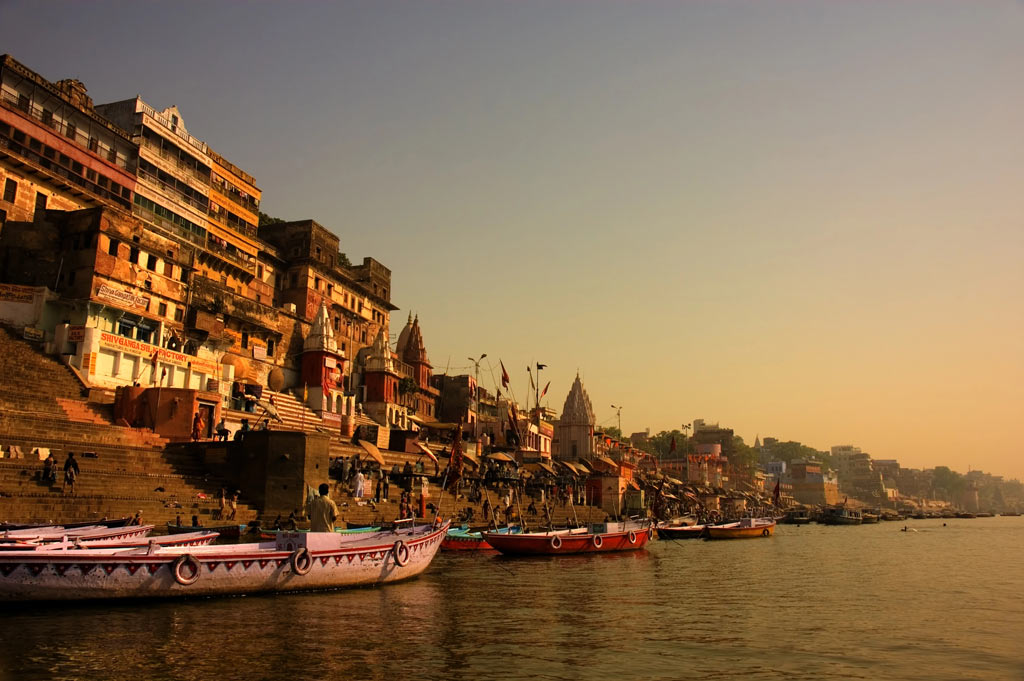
left=137, top=166, right=209, bottom=213
left=0, top=90, right=132, bottom=171
left=139, top=138, right=212, bottom=187
left=0, top=132, right=131, bottom=210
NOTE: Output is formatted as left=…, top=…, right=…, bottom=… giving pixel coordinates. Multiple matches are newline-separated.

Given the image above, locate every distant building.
left=785, top=460, right=840, bottom=506
left=553, top=374, right=595, bottom=461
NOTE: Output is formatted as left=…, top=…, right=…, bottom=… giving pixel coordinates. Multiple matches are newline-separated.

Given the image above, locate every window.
left=174, top=308, right=183, bottom=322
left=146, top=254, right=157, bottom=271
left=158, top=302, right=168, bottom=316
left=164, top=261, right=174, bottom=276
left=241, top=332, right=249, bottom=349
left=89, top=137, right=98, bottom=152
left=129, top=247, right=139, bottom=264
left=34, top=192, right=47, bottom=213
left=117, top=320, right=134, bottom=338
left=3, top=179, right=16, bottom=203
left=266, top=339, right=275, bottom=357
left=257, top=264, right=264, bottom=279
left=315, top=246, right=321, bottom=259
left=314, top=277, right=322, bottom=291
left=65, top=123, right=76, bottom=140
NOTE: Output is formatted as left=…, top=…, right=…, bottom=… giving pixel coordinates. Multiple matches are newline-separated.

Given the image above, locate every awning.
left=523, top=462, right=556, bottom=476
left=462, top=451, right=480, bottom=467
left=573, top=460, right=592, bottom=473
left=415, top=442, right=438, bottom=463
left=559, top=461, right=580, bottom=475
left=487, top=452, right=515, bottom=463
left=663, top=476, right=684, bottom=486
left=628, top=480, right=641, bottom=491
left=593, top=455, right=618, bottom=469
left=357, top=440, right=385, bottom=466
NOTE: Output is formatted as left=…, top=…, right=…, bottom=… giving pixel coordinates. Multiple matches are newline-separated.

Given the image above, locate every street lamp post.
left=611, top=404, right=622, bottom=435
left=468, top=354, right=487, bottom=446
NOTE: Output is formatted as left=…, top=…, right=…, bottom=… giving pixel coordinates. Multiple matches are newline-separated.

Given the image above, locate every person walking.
left=354, top=469, right=366, bottom=499
left=62, top=451, right=80, bottom=495
left=306, top=483, right=339, bottom=533
left=191, top=411, right=203, bottom=442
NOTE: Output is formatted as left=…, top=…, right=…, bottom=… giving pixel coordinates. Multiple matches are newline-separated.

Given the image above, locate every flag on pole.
left=540, top=381, right=550, bottom=399
left=500, top=360, right=510, bottom=389
left=446, top=423, right=464, bottom=491
left=772, top=480, right=781, bottom=506
left=528, top=368, right=535, bottom=390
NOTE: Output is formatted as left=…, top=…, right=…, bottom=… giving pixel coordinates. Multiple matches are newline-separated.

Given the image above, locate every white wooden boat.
left=18, top=531, right=219, bottom=552
left=0, top=521, right=448, bottom=601
left=2, top=525, right=154, bottom=544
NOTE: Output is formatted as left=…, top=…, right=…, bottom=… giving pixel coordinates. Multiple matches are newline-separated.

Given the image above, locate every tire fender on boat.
left=628, top=530, right=637, bottom=545
left=592, top=534, right=603, bottom=549
left=549, top=535, right=562, bottom=550
left=172, top=554, right=201, bottom=586
left=290, top=548, right=313, bottom=575
left=393, top=540, right=410, bottom=567
left=761, top=528, right=770, bottom=537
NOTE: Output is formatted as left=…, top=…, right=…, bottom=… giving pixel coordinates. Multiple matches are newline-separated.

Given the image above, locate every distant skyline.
left=2, top=1, right=1021, bottom=479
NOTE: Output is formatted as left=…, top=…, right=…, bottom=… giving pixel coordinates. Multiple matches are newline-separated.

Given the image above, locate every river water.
left=2, top=517, right=1022, bottom=681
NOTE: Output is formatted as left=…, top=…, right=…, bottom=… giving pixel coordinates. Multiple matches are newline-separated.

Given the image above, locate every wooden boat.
left=2, top=525, right=154, bottom=544
left=656, top=524, right=708, bottom=540
left=0, top=517, right=131, bottom=532
left=782, top=508, right=812, bottom=524
left=706, top=517, right=776, bottom=539
left=861, top=513, right=880, bottom=524
left=821, top=507, right=863, bottom=525
left=482, top=519, right=652, bottom=556
left=0, top=521, right=448, bottom=602
left=259, top=526, right=381, bottom=540
left=8, top=531, right=219, bottom=552
left=167, top=523, right=245, bottom=539
left=441, top=525, right=519, bottom=551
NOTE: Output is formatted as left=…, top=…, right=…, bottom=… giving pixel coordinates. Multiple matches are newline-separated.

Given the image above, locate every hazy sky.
left=2, top=1, right=1022, bottom=479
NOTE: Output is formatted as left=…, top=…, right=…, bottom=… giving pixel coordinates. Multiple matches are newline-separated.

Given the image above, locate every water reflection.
left=2, top=519, right=1024, bottom=680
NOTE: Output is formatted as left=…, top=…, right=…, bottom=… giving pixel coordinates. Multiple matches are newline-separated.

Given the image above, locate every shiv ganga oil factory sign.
left=97, top=331, right=219, bottom=376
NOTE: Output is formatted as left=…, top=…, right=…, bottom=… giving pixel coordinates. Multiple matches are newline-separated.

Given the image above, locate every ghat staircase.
left=0, top=326, right=257, bottom=526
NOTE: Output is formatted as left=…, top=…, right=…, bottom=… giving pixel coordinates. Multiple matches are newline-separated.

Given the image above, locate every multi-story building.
left=0, top=55, right=137, bottom=224
left=785, top=459, right=840, bottom=506
left=1, top=56, right=403, bottom=431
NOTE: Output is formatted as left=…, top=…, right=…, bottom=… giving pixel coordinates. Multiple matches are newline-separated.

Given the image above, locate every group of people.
left=41, top=451, right=80, bottom=495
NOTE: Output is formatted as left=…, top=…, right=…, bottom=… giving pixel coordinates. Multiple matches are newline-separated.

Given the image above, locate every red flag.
left=446, top=423, right=464, bottom=491
left=540, top=381, right=549, bottom=399
left=500, top=360, right=510, bottom=389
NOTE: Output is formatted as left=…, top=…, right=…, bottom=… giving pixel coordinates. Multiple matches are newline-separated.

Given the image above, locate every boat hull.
left=0, top=523, right=448, bottom=602
left=656, top=525, right=707, bottom=540
left=706, top=520, right=776, bottom=539
left=483, top=525, right=652, bottom=555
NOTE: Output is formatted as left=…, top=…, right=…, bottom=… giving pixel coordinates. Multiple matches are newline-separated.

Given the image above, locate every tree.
left=258, top=211, right=285, bottom=227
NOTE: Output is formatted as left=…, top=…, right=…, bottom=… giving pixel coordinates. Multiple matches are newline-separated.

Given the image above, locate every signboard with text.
left=98, top=331, right=219, bottom=376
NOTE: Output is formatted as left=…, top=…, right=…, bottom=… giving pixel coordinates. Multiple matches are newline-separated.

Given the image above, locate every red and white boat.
left=0, top=521, right=448, bottom=601
left=705, top=517, right=776, bottom=539
left=482, top=519, right=653, bottom=556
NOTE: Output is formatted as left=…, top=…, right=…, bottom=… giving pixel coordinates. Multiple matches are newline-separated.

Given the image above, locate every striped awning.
left=593, top=455, right=618, bottom=469
left=357, top=439, right=385, bottom=466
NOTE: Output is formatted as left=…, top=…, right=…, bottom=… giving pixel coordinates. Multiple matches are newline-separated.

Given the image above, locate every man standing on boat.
left=307, top=483, right=339, bottom=532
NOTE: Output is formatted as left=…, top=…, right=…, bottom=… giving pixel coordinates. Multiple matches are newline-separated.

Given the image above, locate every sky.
left=2, top=1, right=1022, bottom=479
